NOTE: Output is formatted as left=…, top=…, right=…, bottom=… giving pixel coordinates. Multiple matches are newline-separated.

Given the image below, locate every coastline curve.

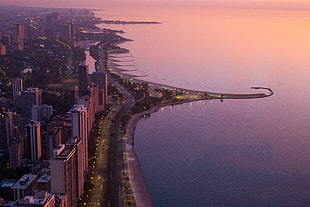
left=123, top=106, right=160, bottom=207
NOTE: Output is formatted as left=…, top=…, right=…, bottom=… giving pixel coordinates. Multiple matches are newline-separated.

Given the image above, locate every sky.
left=2, top=0, right=310, bottom=9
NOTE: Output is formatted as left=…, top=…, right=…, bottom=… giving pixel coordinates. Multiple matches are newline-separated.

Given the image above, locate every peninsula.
left=101, top=20, right=162, bottom=25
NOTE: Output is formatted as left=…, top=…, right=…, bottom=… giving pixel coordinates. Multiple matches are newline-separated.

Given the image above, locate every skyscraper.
left=78, top=63, right=89, bottom=95
left=12, top=78, right=23, bottom=96
left=0, top=109, right=23, bottom=168
left=12, top=78, right=23, bottom=108
left=67, top=137, right=85, bottom=197
left=0, top=110, right=13, bottom=151
left=44, top=128, right=63, bottom=160
left=9, top=137, right=23, bottom=169
left=31, top=104, right=53, bottom=122
left=21, top=88, right=42, bottom=119
left=25, top=120, right=42, bottom=163
left=0, top=110, right=21, bottom=152
left=16, top=24, right=24, bottom=51
left=50, top=144, right=77, bottom=207
left=67, top=105, right=88, bottom=170
left=92, top=72, right=108, bottom=105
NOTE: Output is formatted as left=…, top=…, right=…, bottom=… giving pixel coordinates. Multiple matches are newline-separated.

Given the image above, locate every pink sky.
left=1, top=0, right=310, bottom=9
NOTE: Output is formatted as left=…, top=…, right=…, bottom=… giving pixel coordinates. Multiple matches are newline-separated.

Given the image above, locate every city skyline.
left=0, top=2, right=308, bottom=206
left=2, top=0, right=310, bottom=9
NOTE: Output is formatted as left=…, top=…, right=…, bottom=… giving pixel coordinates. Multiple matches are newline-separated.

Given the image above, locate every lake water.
left=96, top=5, right=310, bottom=207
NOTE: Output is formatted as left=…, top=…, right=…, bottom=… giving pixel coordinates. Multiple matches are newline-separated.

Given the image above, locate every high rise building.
left=0, top=43, right=6, bottom=55
left=16, top=24, right=24, bottom=51
left=44, top=128, right=63, bottom=160
left=12, top=78, right=23, bottom=107
left=0, top=110, right=21, bottom=152
left=0, top=110, right=13, bottom=151
left=25, top=121, right=42, bottom=163
left=50, top=144, right=77, bottom=207
left=78, top=63, right=89, bottom=95
left=92, top=72, right=108, bottom=105
left=31, top=104, right=53, bottom=122
left=78, top=84, right=100, bottom=127
left=47, top=115, right=72, bottom=142
left=67, top=137, right=85, bottom=197
left=12, top=78, right=23, bottom=96
left=0, top=109, right=23, bottom=168
left=67, top=105, right=88, bottom=170
left=9, top=136, right=23, bottom=169
left=21, top=88, right=42, bottom=119
left=12, top=174, right=38, bottom=201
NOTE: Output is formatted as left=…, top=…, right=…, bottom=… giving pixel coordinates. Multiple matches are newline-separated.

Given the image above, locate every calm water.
left=96, top=6, right=310, bottom=207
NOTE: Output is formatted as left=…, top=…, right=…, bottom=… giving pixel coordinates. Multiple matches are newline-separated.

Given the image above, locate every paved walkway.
left=124, top=106, right=159, bottom=207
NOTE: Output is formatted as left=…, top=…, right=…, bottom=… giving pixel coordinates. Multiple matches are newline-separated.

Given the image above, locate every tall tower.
left=0, top=110, right=13, bottom=151
left=50, top=144, right=77, bottom=207
left=67, top=105, right=88, bottom=170
left=21, top=88, right=42, bottom=119
left=0, top=43, right=6, bottom=56
left=67, top=137, right=85, bottom=197
left=44, top=128, right=63, bottom=160
left=16, top=24, right=24, bottom=51
left=0, top=110, right=22, bottom=151
left=12, top=78, right=23, bottom=107
left=26, top=120, right=42, bottom=163
left=0, top=109, right=23, bottom=168
left=78, top=63, right=89, bottom=95
left=9, top=136, right=23, bottom=169
left=12, top=78, right=23, bottom=96
left=92, top=72, right=108, bottom=105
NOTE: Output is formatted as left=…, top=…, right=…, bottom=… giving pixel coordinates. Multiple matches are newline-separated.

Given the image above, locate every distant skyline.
left=2, top=0, right=310, bottom=9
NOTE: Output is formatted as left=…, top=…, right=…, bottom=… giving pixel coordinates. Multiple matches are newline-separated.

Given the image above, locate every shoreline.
left=108, top=51, right=273, bottom=206
left=123, top=106, right=160, bottom=207
left=107, top=53, right=273, bottom=99
left=95, top=18, right=273, bottom=206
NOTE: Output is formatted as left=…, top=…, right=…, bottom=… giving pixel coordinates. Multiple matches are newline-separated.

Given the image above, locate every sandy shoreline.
left=123, top=106, right=160, bottom=207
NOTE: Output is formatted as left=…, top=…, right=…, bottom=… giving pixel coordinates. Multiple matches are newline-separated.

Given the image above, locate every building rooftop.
left=37, top=175, right=51, bottom=183
left=0, top=179, right=16, bottom=188
left=53, top=144, right=75, bottom=158
left=12, top=174, right=37, bottom=190
left=60, top=148, right=73, bottom=156
left=18, top=191, right=54, bottom=206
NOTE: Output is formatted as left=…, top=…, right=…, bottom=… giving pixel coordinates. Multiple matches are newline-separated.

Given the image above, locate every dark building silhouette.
left=21, top=88, right=42, bottom=119
left=9, top=136, right=23, bottom=169
left=12, top=78, right=23, bottom=107
left=78, top=63, right=89, bottom=95
left=15, top=24, right=24, bottom=51
left=25, top=120, right=42, bottom=163
left=92, top=72, right=108, bottom=105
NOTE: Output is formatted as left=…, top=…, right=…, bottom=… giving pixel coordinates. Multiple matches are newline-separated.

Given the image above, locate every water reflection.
left=96, top=6, right=310, bottom=207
